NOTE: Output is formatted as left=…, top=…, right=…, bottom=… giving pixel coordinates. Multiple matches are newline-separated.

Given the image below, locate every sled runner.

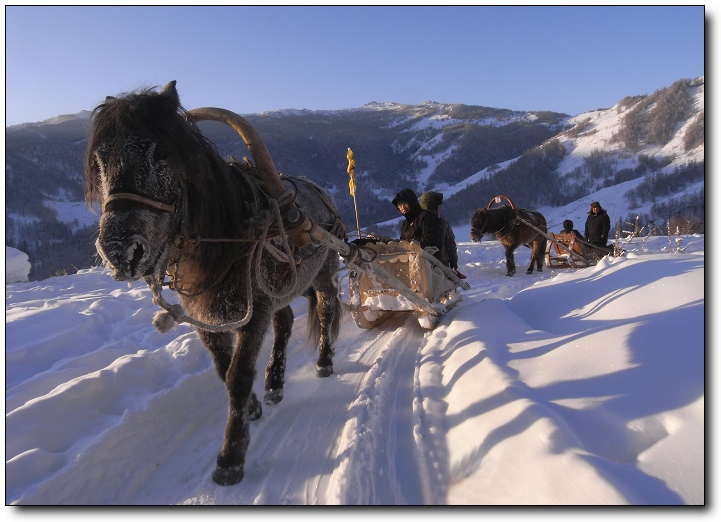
left=545, top=232, right=598, bottom=268
left=544, top=232, right=614, bottom=269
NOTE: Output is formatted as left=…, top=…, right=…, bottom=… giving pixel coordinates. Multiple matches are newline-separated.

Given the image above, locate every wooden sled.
left=545, top=231, right=605, bottom=269
left=348, top=240, right=469, bottom=330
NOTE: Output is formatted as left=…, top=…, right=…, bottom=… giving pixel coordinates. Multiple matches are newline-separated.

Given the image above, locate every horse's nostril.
left=128, top=241, right=145, bottom=274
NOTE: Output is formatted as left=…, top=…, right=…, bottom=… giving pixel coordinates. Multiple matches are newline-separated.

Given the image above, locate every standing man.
left=584, top=201, right=611, bottom=250
left=392, top=188, right=445, bottom=264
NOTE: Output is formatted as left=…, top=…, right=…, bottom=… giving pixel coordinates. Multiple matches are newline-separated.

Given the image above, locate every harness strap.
left=104, top=193, right=175, bottom=214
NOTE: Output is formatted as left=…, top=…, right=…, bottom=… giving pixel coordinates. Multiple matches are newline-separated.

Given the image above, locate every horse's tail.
left=538, top=212, right=548, bottom=233
left=307, top=289, right=320, bottom=345
left=534, top=212, right=549, bottom=264
left=306, top=286, right=342, bottom=348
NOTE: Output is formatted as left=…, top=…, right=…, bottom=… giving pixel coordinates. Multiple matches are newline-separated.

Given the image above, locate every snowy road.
left=8, top=240, right=545, bottom=505
left=137, top=298, right=447, bottom=505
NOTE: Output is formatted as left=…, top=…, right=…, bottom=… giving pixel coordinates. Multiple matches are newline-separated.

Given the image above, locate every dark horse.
left=470, top=203, right=548, bottom=276
left=85, top=81, right=345, bottom=486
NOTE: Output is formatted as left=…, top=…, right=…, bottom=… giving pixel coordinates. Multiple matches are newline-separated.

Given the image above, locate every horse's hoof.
left=248, top=394, right=262, bottom=421
left=212, top=464, right=244, bottom=486
left=264, top=388, right=284, bottom=405
left=526, top=270, right=533, bottom=274
left=316, top=364, right=333, bottom=378
left=506, top=272, right=515, bottom=277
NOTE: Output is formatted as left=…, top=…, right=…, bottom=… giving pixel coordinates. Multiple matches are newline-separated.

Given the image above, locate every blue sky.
left=4, top=5, right=705, bottom=126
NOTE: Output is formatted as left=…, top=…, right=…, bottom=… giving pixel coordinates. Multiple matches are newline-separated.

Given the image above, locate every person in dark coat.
left=561, top=219, right=594, bottom=258
left=420, top=191, right=466, bottom=279
left=561, top=219, right=584, bottom=242
left=392, top=188, right=445, bottom=264
left=584, top=201, right=611, bottom=249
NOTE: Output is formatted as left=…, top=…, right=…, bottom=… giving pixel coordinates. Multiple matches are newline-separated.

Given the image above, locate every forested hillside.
left=5, top=77, right=704, bottom=280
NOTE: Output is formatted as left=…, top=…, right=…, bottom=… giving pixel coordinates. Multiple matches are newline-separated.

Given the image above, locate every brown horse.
left=470, top=203, right=548, bottom=276
left=85, top=81, right=345, bottom=486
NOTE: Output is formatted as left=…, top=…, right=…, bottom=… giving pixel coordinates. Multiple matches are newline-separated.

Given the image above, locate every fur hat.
left=563, top=220, right=574, bottom=232
left=420, top=191, right=443, bottom=211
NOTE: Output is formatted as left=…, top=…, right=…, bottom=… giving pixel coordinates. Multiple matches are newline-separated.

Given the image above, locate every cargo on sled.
left=347, top=239, right=470, bottom=330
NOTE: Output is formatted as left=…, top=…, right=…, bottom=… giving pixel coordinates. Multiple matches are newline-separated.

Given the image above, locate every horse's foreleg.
left=505, top=247, right=516, bottom=276
left=213, top=306, right=270, bottom=487
left=312, top=256, right=341, bottom=377
left=314, top=289, right=340, bottom=377
left=264, top=305, right=292, bottom=405
left=197, top=329, right=233, bottom=382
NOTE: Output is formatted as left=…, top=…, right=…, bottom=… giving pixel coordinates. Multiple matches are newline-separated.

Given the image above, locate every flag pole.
left=347, top=148, right=361, bottom=239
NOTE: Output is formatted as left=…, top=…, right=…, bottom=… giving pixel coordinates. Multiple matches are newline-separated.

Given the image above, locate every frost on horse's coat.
left=470, top=205, right=547, bottom=276
left=84, top=81, right=344, bottom=486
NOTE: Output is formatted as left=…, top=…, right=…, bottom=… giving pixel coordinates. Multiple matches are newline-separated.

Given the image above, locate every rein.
left=146, top=196, right=289, bottom=333
left=99, top=160, right=342, bottom=334
left=472, top=206, right=516, bottom=238
left=140, top=178, right=343, bottom=334
left=470, top=221, right=488, bottom=238
left=474, top=206, right=539, bottom=242
left=145, top=200, right=287, bottom=333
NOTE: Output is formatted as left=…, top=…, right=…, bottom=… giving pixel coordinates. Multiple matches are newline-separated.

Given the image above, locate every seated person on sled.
left=555, top=219, right=595, bottom=259
left=391, top=188, right=446, bottom=265
left=560, top=219, right=584, bottom=242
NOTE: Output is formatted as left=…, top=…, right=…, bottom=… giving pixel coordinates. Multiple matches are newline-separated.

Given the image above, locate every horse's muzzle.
left=96, top=234, right=153, bottom=281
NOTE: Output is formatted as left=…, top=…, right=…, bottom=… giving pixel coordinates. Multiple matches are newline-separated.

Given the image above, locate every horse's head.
left=470, top=209, right=487, bottom=242
left=85, top=81, right=189, bottom=282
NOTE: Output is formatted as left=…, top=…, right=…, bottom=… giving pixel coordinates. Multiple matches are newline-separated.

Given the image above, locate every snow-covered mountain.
left=4, top=76, right=704, bottom=280
left=538, top=76, right=704, bottom=231
left=370, top=76, right=704, bottom=241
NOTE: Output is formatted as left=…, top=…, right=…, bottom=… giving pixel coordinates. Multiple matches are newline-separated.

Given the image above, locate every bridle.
left=103, top=192, right=176, bottom=214
left=470, top=211, right=488, bottom=239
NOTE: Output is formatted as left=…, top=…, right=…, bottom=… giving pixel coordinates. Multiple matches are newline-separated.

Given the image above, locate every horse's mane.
left=484, top=205, right=516, bottom=233
left=85, top=87, right=227, bottom=199
left=84, top=86, right=265, bottom=285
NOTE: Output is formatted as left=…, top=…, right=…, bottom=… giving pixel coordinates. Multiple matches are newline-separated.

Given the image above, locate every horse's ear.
left=105, top=96, right=116, bottom=102
left=160, top=80, right=180, bottom=105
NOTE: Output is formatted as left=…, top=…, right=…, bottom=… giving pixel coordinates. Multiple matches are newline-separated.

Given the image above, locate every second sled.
left=347, top=239, right=469, bottom=330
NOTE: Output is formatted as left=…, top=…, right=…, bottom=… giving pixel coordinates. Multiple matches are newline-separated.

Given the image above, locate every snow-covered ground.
left=5, top=229, right=704, bottom=506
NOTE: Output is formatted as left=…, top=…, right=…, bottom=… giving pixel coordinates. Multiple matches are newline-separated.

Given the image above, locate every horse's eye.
left=147, top=142, right=170, bottom=164
left=93, top=151, right=106, bottom=172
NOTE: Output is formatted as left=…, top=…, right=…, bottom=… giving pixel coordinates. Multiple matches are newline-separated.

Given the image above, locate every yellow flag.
left=347, top=148, right=356, bottom=196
